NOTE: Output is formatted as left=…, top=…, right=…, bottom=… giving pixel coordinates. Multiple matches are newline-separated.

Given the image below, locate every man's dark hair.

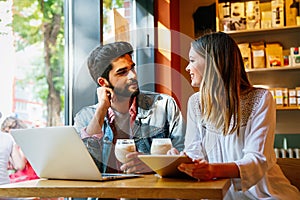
left=87, top=41, right=133, bottom=84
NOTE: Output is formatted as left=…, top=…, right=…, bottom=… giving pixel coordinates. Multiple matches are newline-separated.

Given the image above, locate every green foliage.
left=11, top=0, right=65, bottom=114
left=12, top=1, right=42, bottom=50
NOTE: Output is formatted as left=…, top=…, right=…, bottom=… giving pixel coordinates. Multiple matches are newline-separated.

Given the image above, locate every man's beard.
left=113, top=81, right=140, bottom=98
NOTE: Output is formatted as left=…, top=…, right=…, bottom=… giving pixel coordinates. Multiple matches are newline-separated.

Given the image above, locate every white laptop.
left=11, top=126, right=141, bottom=181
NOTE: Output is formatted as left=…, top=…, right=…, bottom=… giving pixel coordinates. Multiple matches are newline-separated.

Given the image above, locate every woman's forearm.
left=211, top=162, right=240, bottom=179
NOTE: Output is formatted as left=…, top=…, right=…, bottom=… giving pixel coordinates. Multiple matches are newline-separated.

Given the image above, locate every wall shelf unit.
left=216, top=0, right=300, bottom=135
left=228, top=26, right=300, bottom=134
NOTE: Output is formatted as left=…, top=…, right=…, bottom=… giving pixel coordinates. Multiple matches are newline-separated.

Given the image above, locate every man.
left=74, top=41, right=185, bottom=174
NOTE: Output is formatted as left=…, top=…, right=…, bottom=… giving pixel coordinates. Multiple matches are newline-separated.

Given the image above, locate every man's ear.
left=97, top=77, right=109, bottom=87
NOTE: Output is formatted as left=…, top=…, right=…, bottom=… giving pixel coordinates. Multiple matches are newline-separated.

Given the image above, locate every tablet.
left=138, top=155, right=194, bottom=178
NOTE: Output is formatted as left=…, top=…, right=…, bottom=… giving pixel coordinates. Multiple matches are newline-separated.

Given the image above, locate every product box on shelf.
left=289, top=89, right=297, bottom=107
left=219, top=2, right=247, bottom=31
left=285, top=0, right=299, bottom=26
left=282, top=88, right=289, bottom=107
left=290, top=47, right=299, bottom=55
left=265, top=43, right=283, bottom=67
left=290, top=47, right=300, bottom=66
left=260, top=1, right=272, bottom=29
left=271, top=0, right=285, bottom=27
left=296, top=87, right=300, bottom=106
left=231, top=2, right=245, bottom=19
left=218, top=2, right=230, bottom=31
left=238, top=43, right=252, bottom=69
left=274, top=88, right=284, bottom=107
left=291, top=55, right=300, bottom=66
left=251, top=41, right=265, bottom=68
left=246, top=1, right=261, bottom=29
left=231, top=2, right=246, bottom=30
left=271, top=87, right=300, bottom=108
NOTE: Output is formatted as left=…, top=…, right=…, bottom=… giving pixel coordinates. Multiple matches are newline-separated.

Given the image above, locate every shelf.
left=276, top=107, right=300, bottom=111
left=216, top=0, right=300, bottom=135
left=246, top=66, right=300, bottom=73
left=226, top=25, right=300, bottom=49
left=223, top=25, right=300, bottom=36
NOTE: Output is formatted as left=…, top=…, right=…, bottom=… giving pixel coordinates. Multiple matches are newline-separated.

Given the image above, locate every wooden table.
left=0, top=175, right=231, bottom=199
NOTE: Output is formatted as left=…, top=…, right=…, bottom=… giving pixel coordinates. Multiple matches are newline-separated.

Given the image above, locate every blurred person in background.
left=1, top=116, right=39, bottom=182
left=0, top=115, right=26, bottom=185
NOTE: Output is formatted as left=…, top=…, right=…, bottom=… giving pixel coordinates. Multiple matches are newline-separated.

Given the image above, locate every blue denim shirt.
left=74, top=91, right=186, bottom=173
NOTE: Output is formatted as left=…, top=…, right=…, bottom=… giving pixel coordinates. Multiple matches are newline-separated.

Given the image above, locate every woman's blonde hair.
left=192, top=32, right=252, bottom=135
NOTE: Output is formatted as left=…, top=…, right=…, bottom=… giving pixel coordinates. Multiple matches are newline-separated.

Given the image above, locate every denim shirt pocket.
left=133, top=122, right=169, bottom=154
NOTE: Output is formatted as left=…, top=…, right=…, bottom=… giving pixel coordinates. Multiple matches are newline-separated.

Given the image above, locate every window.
left=0, top=0, right=65, bottom=127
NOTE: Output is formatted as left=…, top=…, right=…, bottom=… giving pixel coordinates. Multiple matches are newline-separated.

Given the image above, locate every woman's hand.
left=178, top=159, right=215, bottom=181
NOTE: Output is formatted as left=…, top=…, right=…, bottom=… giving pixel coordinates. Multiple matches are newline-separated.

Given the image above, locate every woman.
left=1, top=116, right=39, bottom=183
left=178, top=32, right=299, bottom=199
left=0, top=116, right=26, bottom=184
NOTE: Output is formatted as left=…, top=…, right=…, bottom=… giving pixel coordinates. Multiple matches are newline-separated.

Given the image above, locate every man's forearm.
left=86, top=108, right=105, bottom=136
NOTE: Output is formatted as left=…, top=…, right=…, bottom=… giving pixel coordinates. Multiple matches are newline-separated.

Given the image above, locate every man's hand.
left=96, top=87, right=114, bottom=110
left=120, top=151, right=153, bottom=174
left=86, top=87, right=114, bottom=136
left=167, top=147, right=180, bottom=155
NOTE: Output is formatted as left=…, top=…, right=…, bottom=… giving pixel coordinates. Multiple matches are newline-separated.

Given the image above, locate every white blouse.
left=184, top=88, right=300, bottom=200
left=0, top=132, right=14, bottom=185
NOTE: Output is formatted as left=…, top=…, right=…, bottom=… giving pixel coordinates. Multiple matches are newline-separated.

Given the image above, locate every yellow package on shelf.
left=238, top=43, right=252, bottom=70
left=265, top=43, right=283, bottom=68
left=251, top=41, right=266, bottom=68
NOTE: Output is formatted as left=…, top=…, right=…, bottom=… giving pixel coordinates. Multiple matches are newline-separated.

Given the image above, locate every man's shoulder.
left=138, top=90, right=177, bottom=109
left=76, top=103, right=98, bottom=116
left=139, top=90, right=174, bottom=99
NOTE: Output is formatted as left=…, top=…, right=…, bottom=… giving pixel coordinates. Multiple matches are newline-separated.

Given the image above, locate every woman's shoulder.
left=188, top=92, right=200, bottom=103
left=0, top=132, right=14, bottom=146
left=0, top=131, right=14, bottom=140
left=187, top=92, right=201, bottom=115
left=242, top=87, right=271, bottom=103
left=240, top=88, right=274, bottom=124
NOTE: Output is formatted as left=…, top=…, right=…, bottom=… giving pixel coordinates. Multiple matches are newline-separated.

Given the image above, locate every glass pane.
left=0, top=0, right=65, bottom=128
left=103, top=0, right=132, bottom=44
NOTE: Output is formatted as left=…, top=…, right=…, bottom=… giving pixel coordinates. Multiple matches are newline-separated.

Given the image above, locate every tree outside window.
left=0, top=0, right=64, bottom=127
